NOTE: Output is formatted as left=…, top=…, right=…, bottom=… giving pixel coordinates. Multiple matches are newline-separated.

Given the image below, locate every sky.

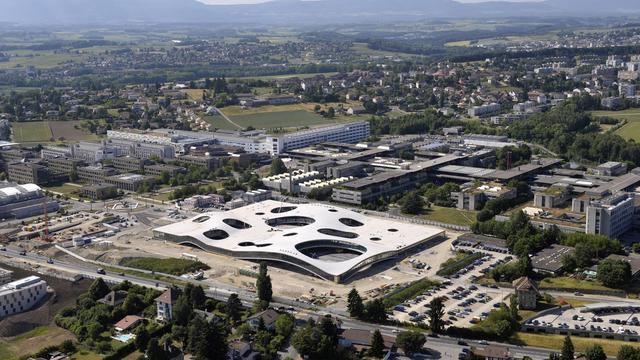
left=198, top=0, right=542, bottom=4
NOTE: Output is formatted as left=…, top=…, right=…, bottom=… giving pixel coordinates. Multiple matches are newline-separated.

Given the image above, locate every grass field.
left=592, top=109, right=640, bottom=141
left=44, top=183, right=83, bottom=196
left=121, top=257, right=211, bottom=275
left=12, top=121, right=100, bottom=144
left=514, top=332, right=640, bottom=355
left=230, top=110, right=330, bottom=129
left=539, top=276, right=613, bottom=291
left=0, top=326, right=75, bottom=360
left=421, top=206, right=477, bottom=226
left=12, top=121, right=53, bottom=143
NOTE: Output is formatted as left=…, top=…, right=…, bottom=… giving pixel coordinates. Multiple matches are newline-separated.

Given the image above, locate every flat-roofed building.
left=0, top=276, right=48, bottom=318
left=594, top=161, right=627, bottom=177
left=82, top=184, right=118, bottom=200
left=143, top=163, right=186, bottom=177
left=176, top=154, right=220, bottom=171
left=0, top=182, right=59, bottom=219
left=531, top=244, right=574, bottom=275
left=46, top=157, right=85, bottom=178
left=7, top=162, right=50, bottom=185
left=78, top=165, right=119, bottom=184
left=586, top=192, right=635, bottom=239
left=0, top=267, right=13, bottom=285
left=112, top=156, right=151, bottom=173
left=105, top=173, right=155, bottom=192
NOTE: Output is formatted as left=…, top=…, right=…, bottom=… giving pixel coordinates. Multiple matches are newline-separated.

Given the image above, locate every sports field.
left=11, top=121, right=53, bottom=143
left=12, top=121, right=100, bottom=144
left=592, top=109, right=640, bottom=141
left=206, top=107, right=350, bottom=131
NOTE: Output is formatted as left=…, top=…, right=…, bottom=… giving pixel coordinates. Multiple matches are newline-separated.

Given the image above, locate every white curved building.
left=153, top=200, right=445, bottom=283
left=0, top=182, right=59, bottom=219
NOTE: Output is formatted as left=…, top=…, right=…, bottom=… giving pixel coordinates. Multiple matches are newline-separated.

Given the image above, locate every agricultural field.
left=0, top=326, right=74, bottom=360
left=592, top=109, right=640, bottom=141
left=12, top=121, right=100, bottom=144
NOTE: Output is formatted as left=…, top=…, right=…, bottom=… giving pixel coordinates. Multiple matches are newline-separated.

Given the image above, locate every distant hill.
left=1, top=0, right=640, bottom=25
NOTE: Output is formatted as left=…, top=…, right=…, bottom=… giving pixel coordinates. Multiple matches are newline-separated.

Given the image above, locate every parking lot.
left=391, top=249, right=513, bottom=328
left=524, top=302, right=640, bottom=340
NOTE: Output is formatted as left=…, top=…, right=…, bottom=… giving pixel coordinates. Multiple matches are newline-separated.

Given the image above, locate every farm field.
left=12, top=121, right=100, bottom=144
left=592, top=109, right=640, bottom=141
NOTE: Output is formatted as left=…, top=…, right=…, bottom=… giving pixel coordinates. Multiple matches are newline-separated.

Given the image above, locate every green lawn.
left=514, top=332, right=640, bottom=355
left=12, top=121, right=53, bottom=143
left=592, top=109, right=640, bottom=141
left=230, top=110, right=331, bottom=129
left=420, top=206, right=477, bottom=226
left=0, top=326, right=75, bottom=360
left=121, top=257, right=211, bottom=275
left=45, top=183, right=83, bottom=196
left=539, top=276, right=613, bottom=291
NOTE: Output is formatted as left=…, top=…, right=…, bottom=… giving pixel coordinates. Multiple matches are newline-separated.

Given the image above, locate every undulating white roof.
left=154, top=200, right=445, bottom=282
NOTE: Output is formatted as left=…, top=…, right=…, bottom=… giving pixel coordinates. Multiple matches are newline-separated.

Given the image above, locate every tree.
left=226, top=293, right=242, bottom=322
left=256, top=263, right=273, bottom=305
left=428, top=297, right=446, bottom=333
left=275, top=313, right=295, bottom=338
left=617, top=345, right=640, bottom=360
left=146, top=338, right=168, bottom=360
left=369, top=329, right=385, bottom=358
left=364, top=299, right=387, bottom=323
left=400, top=191, right=424, bottom=215
left=597, top=259, right=631, bottom=288
left=87, top=278, right=110, bottom=300
left=347, top=288, right=364, bottom=318
left=509, top=294, right=519, bottom=321
left=584, top=344, right=607, bottom=360
left=395, top=330, right=426, bottom=356
left=135, top=327, right=150, bottom=351
left=172, top=293, right=192, bottom=326
left=269, top=158, right=287, bottom=176
left=189, top=285, right=206, bottom=310
left=560, top=336, right=574, bottom=360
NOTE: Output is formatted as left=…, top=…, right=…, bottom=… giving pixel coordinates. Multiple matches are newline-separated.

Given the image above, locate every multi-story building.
left=594, top=161, right=628, bottom=177
left=468, top=103, right=501, bottom=117
left=112, top=156, right=152, bottom=173
left=82, top=184, right=118, bottom=200
left=70, top=141, right=118, bottom=163
left=143, top=164, right=186, bottom=177
left=586, top=192, right=635, bottom=239
left=77, top=165, right=119, bottom=184
left=7, top=162, right=50, bottom=185
left=155, top=288, right=179, bottom=322
left=109, top=139, right=175, bottom=159
left=46, top=157, right=86, bottom=178
left=267, top=121, right=370, bottom=154
left=107, top=129, right=214, bottom=154
left=0, top=183, right=59, bottom=219
left=0, top=268, right=12, bottom=285
left=176, top=154, right=221, bottom=171
left=533, top=184, right=573, bottom=209
left=454, top=183, right=517, bottom=211
left=0, top=276, right=48, bottom=318
left=41, top=145, right=72, bottom=159
left=105, top=173, right=155, bottom=192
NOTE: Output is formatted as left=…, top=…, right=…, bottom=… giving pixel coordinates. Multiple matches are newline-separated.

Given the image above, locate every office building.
left=594, top=161, right=627, bottom=177
left=267, top=121, right=370, bottom=154
left=46, top=157, right=85, bottom=178
left=77, top=166, right=119, bottom=184
left=7, top=162, right=50, bottom=185
left=112, top=156, right=152, bottom=173
left=70, top=141, right=118, bottom=163
left=586, top=192, right=635, bottom=239
left=0, top=268, right=12, bottom=285
left=0, top=276, right=48, bottom=318
left=82, top=184, right=118, bottom=200
left=105, top=173, right=155, bottom=192
left=143, top=164, right=186, bottom=177
left=108, top=129, right=214, bottom=154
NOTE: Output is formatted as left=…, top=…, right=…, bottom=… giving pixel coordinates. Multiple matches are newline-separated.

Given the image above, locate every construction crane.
left=40, top=196, right=51, bottom=242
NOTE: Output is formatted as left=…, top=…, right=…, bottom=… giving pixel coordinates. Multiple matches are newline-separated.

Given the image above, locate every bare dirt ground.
left=66, top=218, right=463, bottom=308
left=0, top=264, right=89, bottom=337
